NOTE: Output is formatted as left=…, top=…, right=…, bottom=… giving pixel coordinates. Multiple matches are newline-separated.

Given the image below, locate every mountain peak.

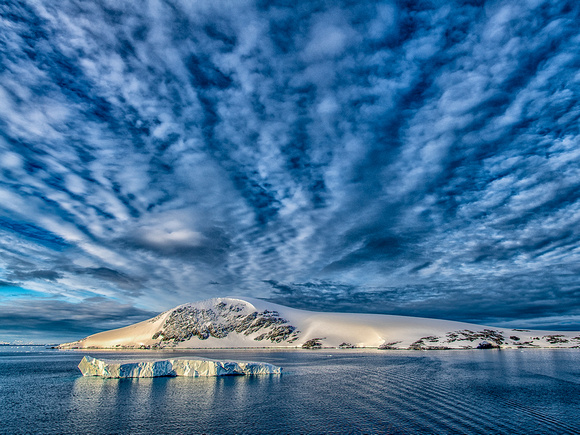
left=60, top=297, right=580, bottom=350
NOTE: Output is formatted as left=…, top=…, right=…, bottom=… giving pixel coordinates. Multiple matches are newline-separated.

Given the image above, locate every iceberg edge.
left=78, top=355, right=282, bottom=378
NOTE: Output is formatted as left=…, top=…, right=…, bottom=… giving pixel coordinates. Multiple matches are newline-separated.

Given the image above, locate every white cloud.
left=1, top=0, right=580, bottom=333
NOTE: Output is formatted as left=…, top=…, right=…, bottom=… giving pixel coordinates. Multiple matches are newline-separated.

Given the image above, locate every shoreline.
left=56, top=345, right=580, bottom=351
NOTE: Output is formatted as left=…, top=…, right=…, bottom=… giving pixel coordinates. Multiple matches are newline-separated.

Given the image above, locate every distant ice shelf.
left=78, top=356, right=282, bottom=378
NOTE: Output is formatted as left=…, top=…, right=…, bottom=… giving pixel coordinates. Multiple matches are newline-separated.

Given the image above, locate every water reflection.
left=68, top=372, right=285, bottom=433
left=35, top=350, right=580, bottom=434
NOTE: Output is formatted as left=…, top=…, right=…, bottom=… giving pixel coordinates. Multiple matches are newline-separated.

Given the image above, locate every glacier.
left=78, top=356, right=282, bottom=378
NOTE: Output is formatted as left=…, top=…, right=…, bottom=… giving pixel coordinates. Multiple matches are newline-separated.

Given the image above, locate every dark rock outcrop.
left=302, top=338, right=325, bottom=349
left=152, top=302, right=300, bottom=344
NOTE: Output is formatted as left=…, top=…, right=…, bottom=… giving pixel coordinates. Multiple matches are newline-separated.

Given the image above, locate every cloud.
left=0, top=296, right=158, bottom=341
left=69, top=267, right=144, bottom=293
left=264, top=275, right=580, bottom=330
left=1, top=0, right=580, bottom=338
left=7, top=269, right=62, bottom=282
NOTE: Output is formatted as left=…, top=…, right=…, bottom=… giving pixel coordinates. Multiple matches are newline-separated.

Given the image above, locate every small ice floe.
left=78, top=356, right=282, bottom=378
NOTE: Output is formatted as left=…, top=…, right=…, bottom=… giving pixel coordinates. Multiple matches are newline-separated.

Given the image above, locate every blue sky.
left=1, top=0, right=580, bottom=341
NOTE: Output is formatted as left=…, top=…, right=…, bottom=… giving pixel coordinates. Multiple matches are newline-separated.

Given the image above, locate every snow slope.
left=60, top=297, right=580, bottom=350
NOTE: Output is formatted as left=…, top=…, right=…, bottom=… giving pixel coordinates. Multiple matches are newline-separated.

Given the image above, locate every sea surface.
left=0, top=347, right=579, bottom=434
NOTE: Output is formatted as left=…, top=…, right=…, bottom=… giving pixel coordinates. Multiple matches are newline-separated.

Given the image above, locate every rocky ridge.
left=151, top=301, right=300, bottom=345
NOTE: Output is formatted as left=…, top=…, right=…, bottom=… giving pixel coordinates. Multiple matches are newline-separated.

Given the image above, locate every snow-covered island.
left=78, top=355, right=282, bottom=378
left=60, top=297, right=580, bottom=350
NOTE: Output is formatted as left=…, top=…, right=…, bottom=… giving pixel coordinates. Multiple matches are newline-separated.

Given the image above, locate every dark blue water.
left=0, top=348, right=578, bottom=434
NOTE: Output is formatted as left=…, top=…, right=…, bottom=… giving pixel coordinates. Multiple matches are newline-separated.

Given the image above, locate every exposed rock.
left=446, top=329, right=504, bottom=345
left=408, top=336, right=443, bottom=350
left=476, top=341, right=499, bottom=349
left=543, top=335, right=569, bottom=344
left=338, top=342, right=356, bottom=349
left=378, top=341, right=401, bottom=350
left=151, top=302, right=300, bottom=345
left=302, top=338, right=325, bottom=349
left=409, top=340, right=426, bottom=350
left=517, top=341, right=539, bottom=348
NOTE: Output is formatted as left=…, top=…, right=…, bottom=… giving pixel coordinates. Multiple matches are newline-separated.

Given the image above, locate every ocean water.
left=0, top=347, right=579, bottom=434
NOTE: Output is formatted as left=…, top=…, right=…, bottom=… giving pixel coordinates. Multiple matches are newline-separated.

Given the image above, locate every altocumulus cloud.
left=1, top=0, right=580, bottom=340
left=0, top=297, right=157, bottom=342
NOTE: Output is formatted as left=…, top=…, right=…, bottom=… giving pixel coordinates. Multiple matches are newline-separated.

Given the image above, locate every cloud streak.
left=1, top=0, right=580, bottom=339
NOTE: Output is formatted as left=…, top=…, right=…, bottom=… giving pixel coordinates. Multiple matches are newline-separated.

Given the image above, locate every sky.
left=1, top=0, right=580, bottom=342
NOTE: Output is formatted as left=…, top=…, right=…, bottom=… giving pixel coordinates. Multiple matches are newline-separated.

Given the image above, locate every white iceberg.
left=78, top=355, right=282, bottom=378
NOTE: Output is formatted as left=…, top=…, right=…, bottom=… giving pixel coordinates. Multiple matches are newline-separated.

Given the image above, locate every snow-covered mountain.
left=59, top=297, right=580, bottom=350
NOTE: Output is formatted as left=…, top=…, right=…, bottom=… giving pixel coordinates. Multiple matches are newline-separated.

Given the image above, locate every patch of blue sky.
left=0, top=217, right=71, bottom=251
left=0, top=285, right=47, bottom=300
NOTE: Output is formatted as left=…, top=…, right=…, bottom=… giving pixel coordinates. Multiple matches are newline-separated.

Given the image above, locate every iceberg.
left=78, top=356, right=282, bottom=378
